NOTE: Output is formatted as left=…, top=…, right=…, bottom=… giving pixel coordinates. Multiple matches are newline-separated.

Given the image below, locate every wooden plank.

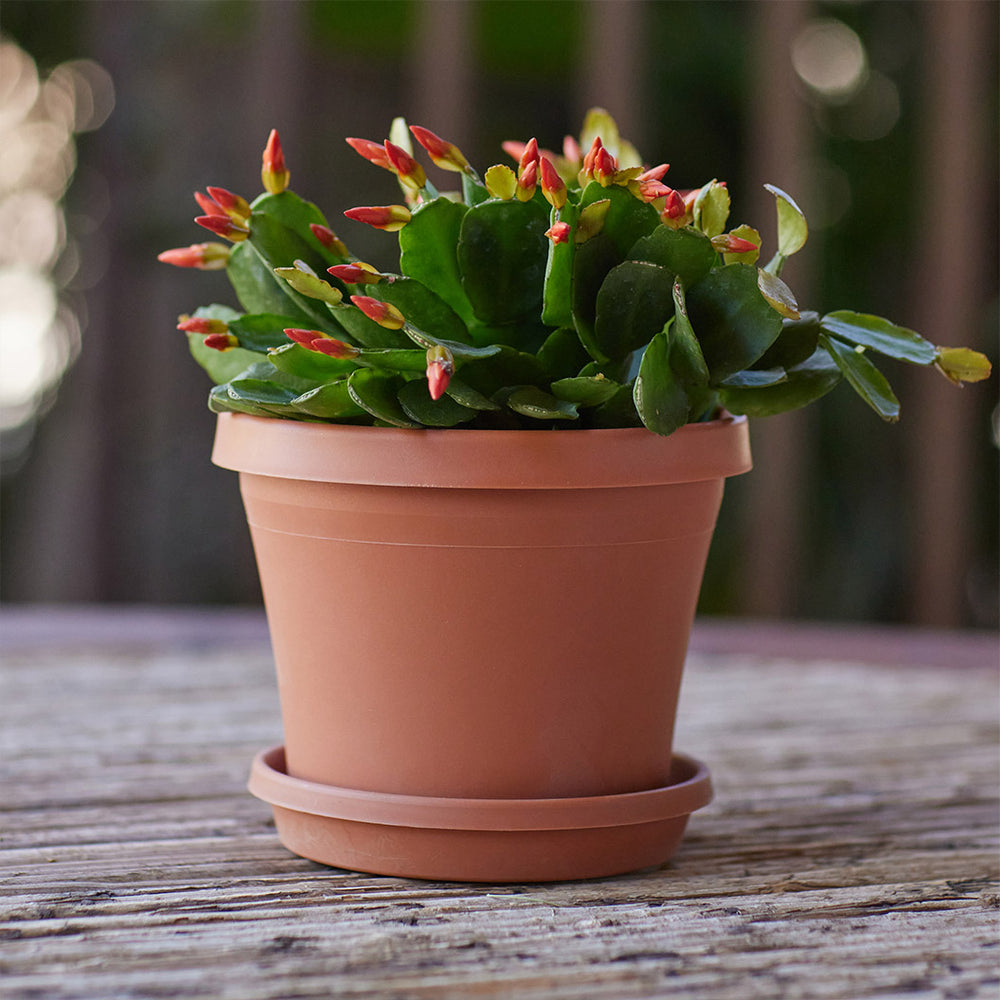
left=1, top=610, right=997, bottom=999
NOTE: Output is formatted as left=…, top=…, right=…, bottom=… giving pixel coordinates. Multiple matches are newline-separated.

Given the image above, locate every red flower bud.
left=518, top=137, right=539, bottom=176
left=203, top=333, right=240, bottom=352
left=711, top=234, right=759, bottom=254
left=310, top=337, right=361, bottom=359
left=261, top=129, right=290, bottom=194
left=195, top=215, right=250, bottom=242
left=284, top=327, right=324, bottom=347
left=157, top=243, right=230, bottom=270
left=563, top=134, right=582, bottom=165
left=384, top=141, right=427, bottom=189
left=660, top=189, right=689, bottom=230
left=638, top=163, right=670, bottom=183
left=194, top=191, right=227, bottom=218
left=426, top=344, right=454, bottom=400
left=206, top=186, right=251, bottom=224
left=638, top=178, right=672, bottom=202
left=545, top=221, right=571, bottom=244
left=327, top=263, right=376, bottom=284
left=350, top=295, right=406, bottom=330
left=177, top=316, right=229, bottom=334
left=593, top=147, right=618, bottom=185
left=582, top=136, right=603, bottom=177
left=516, top=159, right=537, bottom=202
left=502, top=140, right=528, bottom=163
left=343, top=205, right=411, bottom=232
left=409, top=125, right=470, bottom=173
left=539, top=156, right=567, bottom=210
left=309, top=223, right=349, bottom=255
left=346, top=136, right=393, bottom=170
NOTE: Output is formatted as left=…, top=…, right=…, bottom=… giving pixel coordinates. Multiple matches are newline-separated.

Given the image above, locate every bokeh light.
left=0, top=39, right=114, bottom=442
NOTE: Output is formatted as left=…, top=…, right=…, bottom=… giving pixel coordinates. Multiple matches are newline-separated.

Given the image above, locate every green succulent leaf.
left=229, top=313, right=316, bottom=352
left=227, top=242, right=322, bottom=325
left=719, top=368, right=787, bottom=388
left=267, top=342, right=358, bottom=380
left=821, top=334, right=900, bottom=422
left=399, top=198, right=476, bottom=326
left=542, top=203, right=578, bottom=328
left=457, top=345, right=548, bottom=398
left=188, top=335, right=263, bottom=385
left=627, top=226, right=716, bottom=287
left=550, top=375, right=620, bottom=407
left=767, top=184, right=807, bottom=256
left=457, top=198, right=549, bottom=325
left=227, top=378, right=300, bottom=414
left=686, top=263, right=784, bottom=382
left=755, top=311, right=822, bottom=370
left=401, top=323, right=501, bottom=360
left=591, top=382, right=644, bottom=428
left=756, top=269, right=800, bottom=320
left=209, top=382, right=272, bottom=417
left=720, top=347, right=841, bottom=417
left=634, top=328, right=688, bottom=436
left=821, top=310, right=936, bottom=365
left=398, top=379, right=478, bottom=426
left=329, top=301, right=411, bottom=349
left=444, top=377, right=502, bottom=411
left=374, top=275, right=470, bottom=344
left=504, top=386, right=580, bottom=421
left=357, top=348, right=428, bottom=372
left=571, top=233, right=621, bottom=361
left=347, top=368, right=421, bottom=428
left=291, top=379, right=367, bottom=420
left=593, top=260, right=676, bottom=360
left=579, top=182, right=660, bottom=258
left=249, top=190, right=345, bottom=265
left=692, top=180, right=730, bottom=238
left=537, top=325, right=593, bottom=380
left=633, top=281, right=711, bottom=436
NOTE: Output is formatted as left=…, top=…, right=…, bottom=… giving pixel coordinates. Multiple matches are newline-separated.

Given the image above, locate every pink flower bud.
left=311, top=337, right=361, bottom=359
left=309, top=223, right=349, bottom=255
left=545, top=221, right=571, bottom=244
left=516, top=160, right=538, bottom=202
left=409, top=125, right=470, bottom=173
left=539, top=156, right=567, bottom=210
left=425, top=344, right=454, bottom=400
left=343, top=205, right=412, bottom=232
left=518, top=138, right=539, bottom=175
left=203, top=333, right=240, bottom=351
left=206, top=186, right=251, bottom=224
left=328, top=263, right=376, bottom=284
left=384, top=141, right=427, bottom=189
left=195, top=215, right=250, bottom=242
left=350, top=295, right=406, bottom=330
left=157, top=243, right=230, bottom=270
left=261, top=129, right=290, bottom=194
left=563, top=134, right=582, bottom=165
left=346, top=137, right=393, bottom=170
left=194, top=191, right=227, bottom=218
left=711, top=234, right=759, bottom=254
left=177, top=317, right=229, bottom=334
left=284, top=328, right=324, bottom=348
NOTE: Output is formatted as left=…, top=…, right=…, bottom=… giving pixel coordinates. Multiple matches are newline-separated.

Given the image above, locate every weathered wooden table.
left=2, top=608, right=997, bottom=999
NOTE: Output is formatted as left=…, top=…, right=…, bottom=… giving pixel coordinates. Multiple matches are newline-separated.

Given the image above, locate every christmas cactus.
left=159, top=110, right=990, bottom=432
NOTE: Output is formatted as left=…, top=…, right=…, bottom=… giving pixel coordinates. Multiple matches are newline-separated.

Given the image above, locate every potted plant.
left=160, top=110, right=990, bottom=882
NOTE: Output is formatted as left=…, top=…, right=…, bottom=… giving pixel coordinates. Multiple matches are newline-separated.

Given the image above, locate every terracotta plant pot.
left=213, top=412, right=751, bottom=881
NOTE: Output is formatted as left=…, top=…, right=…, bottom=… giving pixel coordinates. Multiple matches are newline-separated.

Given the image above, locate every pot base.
left=249, top=746, right=713, bottom=883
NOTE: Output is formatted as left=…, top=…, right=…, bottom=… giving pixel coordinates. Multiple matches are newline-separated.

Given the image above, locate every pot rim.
left=212, top=412, right=752, bottom=489
left=249, top=746, right=713, bottom=832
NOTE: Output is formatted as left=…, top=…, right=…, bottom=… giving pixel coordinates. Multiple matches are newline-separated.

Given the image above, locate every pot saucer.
left=249, top=745, right=712, bottom=883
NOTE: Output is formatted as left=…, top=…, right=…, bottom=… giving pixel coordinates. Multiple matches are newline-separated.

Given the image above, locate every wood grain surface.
left=2, top=609, right=997, bottom=999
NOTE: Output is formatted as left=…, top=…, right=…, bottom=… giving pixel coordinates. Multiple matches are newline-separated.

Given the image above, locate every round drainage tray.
left=249, top=745, right=713, bottom=883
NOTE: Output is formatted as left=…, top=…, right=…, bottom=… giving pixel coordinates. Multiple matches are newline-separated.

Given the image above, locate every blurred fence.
left=1, top=0, right=996, bottom=627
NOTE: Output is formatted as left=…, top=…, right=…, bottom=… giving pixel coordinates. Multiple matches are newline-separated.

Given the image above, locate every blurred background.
left=1, top=0, right=996, bottom=628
